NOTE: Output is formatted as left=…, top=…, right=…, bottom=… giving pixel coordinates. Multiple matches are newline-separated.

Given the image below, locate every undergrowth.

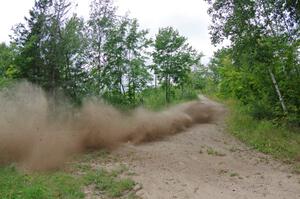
left=0, top=165, right=84, bottom=199
left=224, top=99, right=300, bottom=171
left=141, top=87, right=198, bottom=110
left=0, top=151, right=137, bottom=199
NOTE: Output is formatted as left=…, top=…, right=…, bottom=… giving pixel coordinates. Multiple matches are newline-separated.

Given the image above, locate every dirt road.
left=110, top=97, right=300, bottom=199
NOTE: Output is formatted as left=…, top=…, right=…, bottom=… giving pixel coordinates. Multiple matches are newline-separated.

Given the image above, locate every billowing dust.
left=0, top=82, right=217, bottom=171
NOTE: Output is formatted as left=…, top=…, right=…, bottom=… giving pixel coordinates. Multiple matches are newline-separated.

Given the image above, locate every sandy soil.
left=106, top=97, right=300, bottom=198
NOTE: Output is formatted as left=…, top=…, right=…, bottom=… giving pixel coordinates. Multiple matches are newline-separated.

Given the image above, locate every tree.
left=206, top=0, right=300, bottom=124
left=12, top=0, right=87, bottom=102
left=0, top=43, right=18, bottom=78
left=86, top=0, right=152, bottom=105
left=5, top=0, right=202, bottom=108
left=86, top=0, right=117, bottom=95
left=152, top=27, right=200, bottom=103
left=12, top=0, right=51, bottom=87
left=123, top=19, right=152, bottom=104
left=100, top=17, right=152, bottom=106
left=60, top=15, right=89, bottom=102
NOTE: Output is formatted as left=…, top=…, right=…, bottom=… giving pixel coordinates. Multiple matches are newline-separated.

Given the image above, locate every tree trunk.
left=268, top=67, right=287, bottom=113
left=165, top=75, right=170, bottom=103
left=261, top=1, right=288, bottom=114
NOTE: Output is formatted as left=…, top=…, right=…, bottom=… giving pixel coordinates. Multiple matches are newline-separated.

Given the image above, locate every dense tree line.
left=205, top=0, right=300, bottom=126
left=0, top=0, right=202, bottom=106
left=4, top=0, right=297, bottom=127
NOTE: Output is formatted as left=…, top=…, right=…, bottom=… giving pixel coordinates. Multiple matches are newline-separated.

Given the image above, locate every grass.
left=0, top=165, right=84, bottom=199
left=224, top=99, right=300, bottom=169
left=206, top=147, right=226, bottom=157
left=103, top=86, right=198, bottom=111
left=77, top=152, right=136, bottom=198
left=85, top=169, right=135, bottom=197
left=229, top=172, right=239, bottom=177
left=0, top=151, right=137, bottom=199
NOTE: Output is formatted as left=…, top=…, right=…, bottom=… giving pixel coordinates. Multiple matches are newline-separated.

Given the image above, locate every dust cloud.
left=0, top=82, right=217, bottom=171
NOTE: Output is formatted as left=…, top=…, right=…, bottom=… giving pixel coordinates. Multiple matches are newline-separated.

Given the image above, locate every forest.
left=0, top=0, right=299, bottom=198
left=206, top=0, right=300, bottom=127
left=0, top=0, right=299, bottom=127
left=0, top=0, right=203, bottom=110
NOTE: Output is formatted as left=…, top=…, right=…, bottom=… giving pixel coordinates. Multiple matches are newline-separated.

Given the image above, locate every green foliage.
left=226, top=100, right=300, bottom=161
left=0, top=78, right=15, bottom=89
left=0, top=151, right=138, bottom=199
left=141, top=86, right=198, bottom=110
left=206, top=0, right=300, bottom=127
left=0, top=166, right=84, bottom=199
left=139, top=87, right=168, bottom=110
left=206, top=45, right=300, bottom=126
left=12, top=0, right=87, bottom=102
left=3, top=0, right=204, bottom=109
left=77, top=151, right=137, bottom=198
left=85, top=169, right=135, bottom=197
left=152, top=27, right=201, bottom=103
left=0, top=43, right=19, bottom=78
left=86, top=1, right=152, bottom=106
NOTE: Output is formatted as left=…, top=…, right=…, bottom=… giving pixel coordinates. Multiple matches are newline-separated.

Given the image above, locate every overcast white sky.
left=0, top=0, right=217, bottom=64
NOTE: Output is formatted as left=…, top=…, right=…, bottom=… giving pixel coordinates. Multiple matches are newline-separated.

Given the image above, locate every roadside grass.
left=76, top=151, right=137, bottom=198
left=0, top=165, right=84, bottom=199
left=206, top=147, right=226, bottom=157
left=0, top=151, right=137, bottom=199
left=85, top=169, right=135, bottom=197
left=224, top=99, right=300, bottom=171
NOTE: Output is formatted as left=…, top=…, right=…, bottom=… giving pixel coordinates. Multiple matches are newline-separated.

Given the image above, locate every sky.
left=0, top=0, right=217, bottom=64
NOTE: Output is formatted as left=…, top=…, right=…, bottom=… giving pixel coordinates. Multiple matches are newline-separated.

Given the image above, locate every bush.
left=140, top=86, right=198, bottom=110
